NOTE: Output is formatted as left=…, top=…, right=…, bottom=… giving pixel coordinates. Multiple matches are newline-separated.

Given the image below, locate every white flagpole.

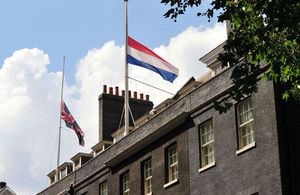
left=124, top=0, right=129, bottom=135
left=56, top=56, right=65, bottom=181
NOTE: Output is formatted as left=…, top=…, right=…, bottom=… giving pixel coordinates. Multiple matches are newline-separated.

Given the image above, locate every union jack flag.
left=61, top=101, right=85, bottom=146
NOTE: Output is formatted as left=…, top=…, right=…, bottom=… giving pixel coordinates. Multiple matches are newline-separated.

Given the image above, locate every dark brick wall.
left=98, top=94, right=153, bottom=142
left=188, top=78, right=282, bottom=195
left=108, top=122, right=191, bottom=195
left=38, top=66, right=293, bottom=195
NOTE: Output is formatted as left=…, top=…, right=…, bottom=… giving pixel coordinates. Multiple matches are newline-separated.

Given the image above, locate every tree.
left=161, top=0, right=300, bottom=113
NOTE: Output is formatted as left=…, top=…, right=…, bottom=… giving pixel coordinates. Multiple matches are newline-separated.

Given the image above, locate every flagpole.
left=56, top=56, right=65, bottom=181
left=124, top=0, right=129, bottom=135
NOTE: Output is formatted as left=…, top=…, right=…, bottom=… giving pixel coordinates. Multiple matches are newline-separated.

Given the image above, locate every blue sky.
left=0, top=1, right=226, bottom=194
left=0, top=0, right=214, bottom=84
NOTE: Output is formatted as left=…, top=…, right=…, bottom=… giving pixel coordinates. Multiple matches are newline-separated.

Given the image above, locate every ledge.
left=163, top=178, right=179, bottom=189
left=105, top=112, right=189, bottom=167
left=236, top=142, right=256, bottom=155
left=198, top=161, right=216, bottom=173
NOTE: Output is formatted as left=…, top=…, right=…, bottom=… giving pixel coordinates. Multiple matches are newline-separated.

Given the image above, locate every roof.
left=111, top=126, right=135, bottom=137
left=91, top=140, right=113, bottom=151
left=47, top=169, right=56, bottom=177
left=70, top=152, right=93, bottom=161
left=172, top=77, right=201, bottom=101
left=58, top=162, right=72, bottom=170
left=199, top=41, right=225, bottom=69
left=0, top=186, right=16, bottom=195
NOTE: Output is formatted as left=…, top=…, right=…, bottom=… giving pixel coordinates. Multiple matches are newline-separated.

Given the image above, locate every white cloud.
left=74, top=41, right=124, bottom=142
left=0, top=48, right=89, bottom=193
left=0, top=23, right=226, bottom=194
left=130, top=23, right=227, bottom=104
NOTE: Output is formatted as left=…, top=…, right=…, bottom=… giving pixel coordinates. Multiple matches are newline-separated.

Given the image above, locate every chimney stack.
left=129, top=90, right=131, bottom=98
left=146, top=95, right=150, bottom=101
left=98, top=88, right=154, bottom=143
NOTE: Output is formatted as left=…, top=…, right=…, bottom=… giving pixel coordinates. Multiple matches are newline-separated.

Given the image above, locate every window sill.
left=198, top=161, right=216, bottom=173
left=236, top=142, right=256, bottom=155
left=163, top=178, right=179, bottom=189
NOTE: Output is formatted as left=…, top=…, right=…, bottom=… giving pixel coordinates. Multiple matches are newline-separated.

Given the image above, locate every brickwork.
left=38, top=66, right=300, bottom=195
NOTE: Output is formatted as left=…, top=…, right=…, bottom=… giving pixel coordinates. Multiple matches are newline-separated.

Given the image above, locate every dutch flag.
left=127, top=36, right=179, bottom=83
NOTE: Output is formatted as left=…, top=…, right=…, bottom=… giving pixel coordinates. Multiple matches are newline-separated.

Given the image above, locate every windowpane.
left=100, top=182, right=107, bottom=195
left=238, top=98, right=255, bottom=149
left=200, top=120, right=215, bottom=167
left=144, top=159, right=152, bottom=194
left=122, top=173, right=130, bottom=195
left=61, top=168, right=67, bottom=178
left=168, top=144, right=178, bottom=182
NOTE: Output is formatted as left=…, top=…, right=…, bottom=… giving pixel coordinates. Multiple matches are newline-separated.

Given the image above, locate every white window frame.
left=49, top=175, right=56, bottom=184
left=74, top=158, right=81, bottom=170
left=237, top=97, right=255, bottom=150
left=143, top=159, right=152, bottom=195
left=199, top=119, right=215, bottom=168
left=99, top=181, right=108, bottom=195
left=60, top=167, right=67, bottom=179
left=122, top=172, right=130, bottom=195
left=167, top=144, right=178, bottom=183
left=113, top=130, right=126, bottom=143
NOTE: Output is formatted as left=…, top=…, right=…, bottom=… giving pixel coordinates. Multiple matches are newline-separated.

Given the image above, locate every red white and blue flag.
left=127, top=36, right=179, bottom=83
left=61, top=101, right=85, bottom=146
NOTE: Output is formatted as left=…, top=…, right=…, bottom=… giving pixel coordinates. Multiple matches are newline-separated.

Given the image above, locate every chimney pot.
left=129, top=90, right=131, bottom=98
left=146, top=95, right=149, bottom=101
left=109, top=87, right=113, bottom=95
left=103, top=85, right=107, bottom=94
left=140, top=93, right=144, bottom=100
left=122, top=90, right=125, bottom=96
left=134, top=91, right=137, bottom=99
left=115, top=86, right=119, bottom=96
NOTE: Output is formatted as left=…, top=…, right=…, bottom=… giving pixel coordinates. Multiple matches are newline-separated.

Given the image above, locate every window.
left=74, top=159, right=80, bottom=170
left=99, top=181, right=108, bottom=195
left=50, top=175, right=55, bottom=184
left=215, top=63, right=229, bottom=75
left=95, top=148, right=103, bottom=155
left=114, top=130, right=125, bottom=143
left=167, top=144, right=178, bottom=182
left=215, top=65, right=223, bottom=75
left=61, top=167, right=67, bottom=179
left=199, top=120, right=215, bottom=167
left=237, top=97, right=255, bottom=149
left=143, top=159, right=152, bottom=195
left=104, top=144, right=111, bottom=149
left=121, top=172, right=130, bottom=195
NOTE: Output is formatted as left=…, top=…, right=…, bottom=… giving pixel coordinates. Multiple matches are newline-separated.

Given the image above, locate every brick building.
left=38, top=38, right=300, bottom=195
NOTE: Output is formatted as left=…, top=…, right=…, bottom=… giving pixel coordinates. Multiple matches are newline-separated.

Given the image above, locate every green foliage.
left=162, top=0, right=300, bottom=113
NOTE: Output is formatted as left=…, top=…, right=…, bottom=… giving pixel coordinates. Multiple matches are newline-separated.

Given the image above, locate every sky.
left=0, top=0, right=226, bottom=194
